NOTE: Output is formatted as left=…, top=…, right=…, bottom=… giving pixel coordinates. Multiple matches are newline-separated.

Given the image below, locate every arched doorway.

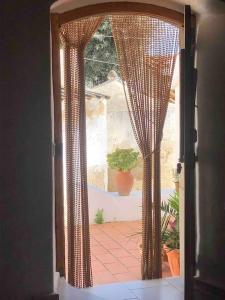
left=51, top=3, right=196, bottom=299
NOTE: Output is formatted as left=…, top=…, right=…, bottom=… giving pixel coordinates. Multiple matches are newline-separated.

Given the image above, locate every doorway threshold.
left=58, top=277, right=184, bottom=300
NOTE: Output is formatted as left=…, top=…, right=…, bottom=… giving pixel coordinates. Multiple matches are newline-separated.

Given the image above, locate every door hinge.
left=192, top=128, right=198, bottom=143
left=177, top=162, right=182, bottom=174
left=191, top=153, right=198, bottom=169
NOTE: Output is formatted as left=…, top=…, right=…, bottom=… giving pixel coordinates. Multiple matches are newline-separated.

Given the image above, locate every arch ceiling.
left=51, top=0, right=225, bottom=15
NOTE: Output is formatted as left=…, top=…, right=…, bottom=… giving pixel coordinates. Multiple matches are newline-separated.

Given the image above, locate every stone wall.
left=161, top=103, right=177, bottom=188
left=86, top=95, right=108, bottom=190
left=86, top=73, right=178, bottom=191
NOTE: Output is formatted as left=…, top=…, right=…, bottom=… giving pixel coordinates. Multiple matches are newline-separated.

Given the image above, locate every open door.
left=180, top=5, right=197, bottom=300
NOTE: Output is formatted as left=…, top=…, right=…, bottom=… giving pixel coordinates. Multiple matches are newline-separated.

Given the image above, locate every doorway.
left=84, top=17, right=181, bottom=285
left=51, top=2, right=195, bottom=300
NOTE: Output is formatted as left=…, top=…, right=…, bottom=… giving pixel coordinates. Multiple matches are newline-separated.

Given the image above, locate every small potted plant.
left=107, top=148, right=139, bottom=196
left=161, top=191, right=180, bottom=276
left=94, top=209, right=104, bottom=224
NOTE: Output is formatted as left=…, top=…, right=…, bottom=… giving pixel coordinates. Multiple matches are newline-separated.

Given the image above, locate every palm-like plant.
left=161, top=191, right=180, bottom=250
left=129, top=192, right=180, bottom=249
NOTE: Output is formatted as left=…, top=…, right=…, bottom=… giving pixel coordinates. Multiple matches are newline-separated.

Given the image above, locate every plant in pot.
left=161, top=191, right=180, bottom=276
left=94, top=209, right=104, bottom=224
left=128, top=192, right=180, bottom=275
left=107, top=148, right=139, bottom=196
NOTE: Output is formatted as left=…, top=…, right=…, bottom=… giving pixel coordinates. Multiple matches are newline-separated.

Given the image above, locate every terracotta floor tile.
left=109, top=248, right=130, bottom=258
left=123, top=240, right=140, bottom=251
left=93, top=271, right=116, bottom=285
left=90, top=239, right=99, bottom=246
left=97, top=253, right=117, bottom=264
left=111, top=236, right=125, bottom=243
left=100, top=240, right=120, bottom=250
left=91, top=245, right=108, bottom=255
left=104, top=262, right=128, bottom=275
left=127, top=266, right=141, bottom=277
left=118, top=256, right=140, bottom=267
left=94, top=234, right=111, bottom=242
left=92, top=260, right=107, bottom=272
left=114, top=272, right=139, bottom=282
left=108, top=231, right=124, bottom=240
left=90, top=227, right=102, bottom=234
left=128, top=221, right=142, bottom=228
left=127, top=249, right=141, bottom=259
left=117, top=228, right=134, bottom=235
left=89, top=221, right=172, bottom=285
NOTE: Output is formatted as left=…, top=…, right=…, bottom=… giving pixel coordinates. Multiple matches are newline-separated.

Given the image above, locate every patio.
left=90, top=221, right=171, bottom=285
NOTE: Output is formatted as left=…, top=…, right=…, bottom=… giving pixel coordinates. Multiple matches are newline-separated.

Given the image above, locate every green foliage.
left=85, top=17, right=120, bottom=87
left=130, top=192, right=180, bottom=250
left=161, top=191, right=179, bottom=221
left=161, top=192, right=180, bottom=250
left=107, top=148, right=139, bottom=172
left=162, top=227, right=180, bottom=250
left=94, top=209, right=104, bottom=224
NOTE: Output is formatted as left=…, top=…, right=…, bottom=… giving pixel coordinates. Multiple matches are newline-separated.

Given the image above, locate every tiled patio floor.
left=90, top=221, right=171, bottom=285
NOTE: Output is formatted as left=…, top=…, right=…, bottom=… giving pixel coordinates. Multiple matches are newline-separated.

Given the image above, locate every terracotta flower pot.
left=166, top=249, right=180, bottom=276
left=116, top=170, right=134, bottom=196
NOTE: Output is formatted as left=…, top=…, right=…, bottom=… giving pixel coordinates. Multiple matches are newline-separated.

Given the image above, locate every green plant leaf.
left=107, top=148, right=140, bottom=171
left=161, top=191, right=180, bottom=249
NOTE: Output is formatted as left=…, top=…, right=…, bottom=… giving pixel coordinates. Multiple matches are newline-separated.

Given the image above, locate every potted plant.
left=94, top=209, right=104, bottom=224
left=129, top=192, right=180, bottom=275
left=161, top=191, right=180, bottom=276
left=107, top=148, right=139, bottom=196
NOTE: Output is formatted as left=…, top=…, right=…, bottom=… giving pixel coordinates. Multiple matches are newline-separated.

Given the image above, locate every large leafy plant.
left=161, top=191, right=180, bottom=250
left=107, top=148, right=139, bottom=172
left=129, top=192, right=180, bottom=251
left=85, top=17, right=120, bottom=87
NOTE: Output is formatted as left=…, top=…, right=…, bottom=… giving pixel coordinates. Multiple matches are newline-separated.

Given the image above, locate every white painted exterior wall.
left=86, top=97, right=108, bottom=190
left=88, top=185, right=172, bottom=224
left=88, top=74, right=179, bottom=191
